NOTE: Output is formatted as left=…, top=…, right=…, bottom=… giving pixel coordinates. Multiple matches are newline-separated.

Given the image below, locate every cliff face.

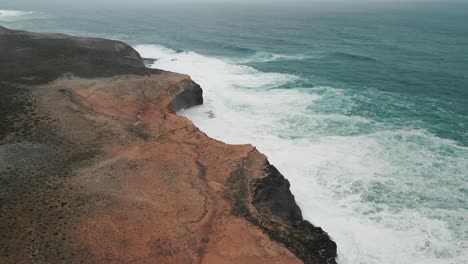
left=0, top=26, right=336, bottom=264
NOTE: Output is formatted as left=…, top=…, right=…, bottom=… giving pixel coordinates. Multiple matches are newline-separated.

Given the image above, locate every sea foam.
left=0, top=10, right=33, bottom=21
left=135, top=44, right=468, bottom=264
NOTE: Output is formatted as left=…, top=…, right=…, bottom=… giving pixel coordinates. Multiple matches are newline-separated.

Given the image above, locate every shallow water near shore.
left=1, top=2, right=467, bottom=263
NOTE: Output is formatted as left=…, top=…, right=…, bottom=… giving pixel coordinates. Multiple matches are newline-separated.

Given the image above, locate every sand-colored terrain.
left=0, top=26, right=336, bottom=263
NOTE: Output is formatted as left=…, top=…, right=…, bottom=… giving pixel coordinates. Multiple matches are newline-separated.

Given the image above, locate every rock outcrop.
left=0, top=26, right=337, bottom=264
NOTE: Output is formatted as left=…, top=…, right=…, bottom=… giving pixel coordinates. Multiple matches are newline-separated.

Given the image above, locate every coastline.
left=0, top=26, right=336, bottom=263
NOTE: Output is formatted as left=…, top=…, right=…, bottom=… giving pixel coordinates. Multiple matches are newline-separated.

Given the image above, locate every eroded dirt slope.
left=0, top=26, right=336, bottom=264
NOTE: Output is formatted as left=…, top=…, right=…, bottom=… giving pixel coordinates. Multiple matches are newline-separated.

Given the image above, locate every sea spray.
left=136, top=44, right=468, bottom=264
left=2, top=3, right=467, bottom=263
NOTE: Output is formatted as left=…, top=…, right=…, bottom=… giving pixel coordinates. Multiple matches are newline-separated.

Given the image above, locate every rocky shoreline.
left=0, top=26, right=337, bottom=263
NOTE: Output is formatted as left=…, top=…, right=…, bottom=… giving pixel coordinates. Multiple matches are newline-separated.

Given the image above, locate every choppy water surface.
left=1, top=2, right=467, bottom=263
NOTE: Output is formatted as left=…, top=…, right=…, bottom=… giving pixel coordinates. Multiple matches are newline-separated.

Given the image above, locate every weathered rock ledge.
left=0, top=26, right=337, bottom=263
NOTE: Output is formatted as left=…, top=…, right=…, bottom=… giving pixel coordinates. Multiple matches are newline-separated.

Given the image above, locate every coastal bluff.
left=0, top=26, right=337, bottom=263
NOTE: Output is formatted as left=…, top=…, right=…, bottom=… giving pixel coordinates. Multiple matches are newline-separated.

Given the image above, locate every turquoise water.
left=1, top=2, right=467, bottom=263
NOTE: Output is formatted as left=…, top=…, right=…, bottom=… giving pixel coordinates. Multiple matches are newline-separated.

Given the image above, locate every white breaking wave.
left=135, top=44, right=468, bottom=264
left=0, top=9, right=33, bottom=21
left=225, top=51, right=313, bottom=64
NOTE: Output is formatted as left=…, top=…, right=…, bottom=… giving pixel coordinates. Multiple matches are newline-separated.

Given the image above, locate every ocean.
left=1, top=2, right=467, bottom=263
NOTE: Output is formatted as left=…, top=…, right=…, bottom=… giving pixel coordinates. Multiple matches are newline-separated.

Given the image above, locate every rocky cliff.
left=0, top=26, right=337, bottom=264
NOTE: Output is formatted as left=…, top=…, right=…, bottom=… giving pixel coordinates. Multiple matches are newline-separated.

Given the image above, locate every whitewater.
left=136, top=44, right=468, bottom=264
left=0, top=9, right=33, bottom=21
left=1, top=4, right=466, bottom=263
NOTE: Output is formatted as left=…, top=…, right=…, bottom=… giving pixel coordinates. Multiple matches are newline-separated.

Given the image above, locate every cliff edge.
left=0, top=26, right=337, bottom=264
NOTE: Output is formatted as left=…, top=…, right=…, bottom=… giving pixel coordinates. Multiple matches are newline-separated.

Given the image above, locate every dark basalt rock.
left=1, top=26, right=336, bottom=263
left=252, top=164, right=303, bottom=225
left=0, top=26, right=156, bottom=84
left=143, top=57, right=158, bottom=67
left=172, top=81, right=203, bottom=111
left=253, top=162, right=338, bottom=264
left=226, top=155, right=337, bottom=264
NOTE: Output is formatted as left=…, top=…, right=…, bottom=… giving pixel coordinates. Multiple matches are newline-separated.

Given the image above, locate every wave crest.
left=0, top=9, right=33, bottom=21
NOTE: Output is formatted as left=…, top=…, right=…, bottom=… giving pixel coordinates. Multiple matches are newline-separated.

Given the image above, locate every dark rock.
left=0, top=26, right=337, bottom=263
left=143, top=57, right=158, bottom=67
left=225, top=153, right=338, bottom=264
left=0, top=26, right=155, bottom=84
left=252, top=163, right=303, bottom=225
left=171, top=80, right=203, bottom=111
